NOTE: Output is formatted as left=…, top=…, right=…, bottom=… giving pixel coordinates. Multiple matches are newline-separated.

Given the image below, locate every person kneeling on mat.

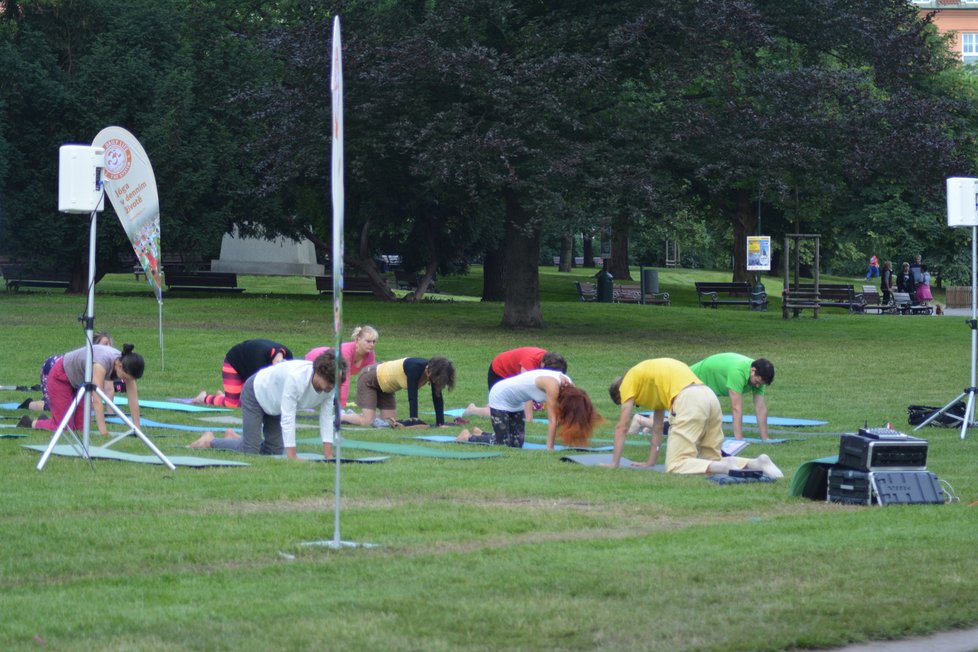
left=190, top=351, right=346, bottom=460
left=457, top=368, right=601, bottom=450
left=603, top=358, right=783, bottom=478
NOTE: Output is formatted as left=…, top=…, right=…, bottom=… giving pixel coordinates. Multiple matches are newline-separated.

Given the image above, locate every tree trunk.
left=501, top=190, right=544, bottom=329
left=730, top=191, right=757, bottom=284
left=582, top=231, right=594, bottom=268
left=609, top=214, right=631, bottom=280
left=303, top=224, right=396, bottom=300
left=482, top=246, right=505, bottom=301
left=558, top=232, right=573, bottom=273
left=67, top=263, right=87, bottom=294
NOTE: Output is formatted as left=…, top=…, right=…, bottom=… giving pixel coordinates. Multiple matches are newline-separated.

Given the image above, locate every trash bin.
left=597, top=264, right=614, bottom=303
left=641, top=268, right=659, bottom=294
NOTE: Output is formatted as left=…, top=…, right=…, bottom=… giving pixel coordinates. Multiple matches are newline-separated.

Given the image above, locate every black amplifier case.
left=828, top=468, right=944, bottom=506
left=837, top=433, right=928, bottom=472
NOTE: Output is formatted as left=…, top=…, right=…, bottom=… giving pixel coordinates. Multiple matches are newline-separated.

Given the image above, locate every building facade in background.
left=913, top=0, right=978, bottom=64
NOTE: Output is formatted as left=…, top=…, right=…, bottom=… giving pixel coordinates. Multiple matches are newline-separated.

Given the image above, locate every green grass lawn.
left=1, top=267, right=975, bottom=651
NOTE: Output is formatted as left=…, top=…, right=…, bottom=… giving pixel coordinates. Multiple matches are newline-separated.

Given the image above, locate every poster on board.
left=747, top=236, right=771, bottom=272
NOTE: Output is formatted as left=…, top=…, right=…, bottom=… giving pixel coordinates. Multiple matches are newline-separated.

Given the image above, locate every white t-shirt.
left=487, top=369, right=570, bottom=412
left=253, top=360, right=335, bottom=447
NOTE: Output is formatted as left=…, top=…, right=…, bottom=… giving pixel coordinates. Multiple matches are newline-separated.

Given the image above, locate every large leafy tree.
left=616, top=0, right=978, bottom=282
left=0, top=0, right=276, bottom=291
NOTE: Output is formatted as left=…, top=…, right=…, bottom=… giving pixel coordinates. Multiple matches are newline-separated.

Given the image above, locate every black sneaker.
left=17, top=398, right=32, bottom=410
left=17, top=415, right=33, bottom=428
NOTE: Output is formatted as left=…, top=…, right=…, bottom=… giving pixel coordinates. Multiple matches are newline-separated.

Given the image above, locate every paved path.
left=828, top=625, right=978, bottom=652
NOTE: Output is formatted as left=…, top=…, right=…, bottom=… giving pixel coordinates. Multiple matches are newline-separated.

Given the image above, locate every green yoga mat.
left=22, top=444, right=250, bottom=467
left=296, top=437, right=501, bottom=459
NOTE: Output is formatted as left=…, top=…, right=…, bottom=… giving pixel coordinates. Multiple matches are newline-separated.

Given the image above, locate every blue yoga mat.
left=413, top=434, right=613, bottom=452
left=114, top=397, right=231, bottom=413
left=724, top=414, right=827, bottom=427
left=22, top=444, right=249, bottom=467
left=106, top=416, right=234, bottom=433
left=0, top=403, right=23, bottom=411
left=444, top=408, right=826, bottom=428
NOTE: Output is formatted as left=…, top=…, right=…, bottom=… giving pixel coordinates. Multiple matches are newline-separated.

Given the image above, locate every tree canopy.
left=2, top=0, right=976, bottom=317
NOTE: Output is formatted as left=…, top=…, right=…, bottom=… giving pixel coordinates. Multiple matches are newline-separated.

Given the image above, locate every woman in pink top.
left=305, top=325, right=378, bottom=408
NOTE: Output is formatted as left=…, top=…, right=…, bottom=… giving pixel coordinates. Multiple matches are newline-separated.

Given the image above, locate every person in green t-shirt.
left=690, top=353, right=774, bottom=441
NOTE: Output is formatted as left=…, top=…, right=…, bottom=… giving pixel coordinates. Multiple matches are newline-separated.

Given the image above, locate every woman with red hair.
left=457, top=369, right=601, bottom=449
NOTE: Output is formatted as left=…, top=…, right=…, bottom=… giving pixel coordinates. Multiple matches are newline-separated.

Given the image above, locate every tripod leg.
left=913, top=392, right=966, bottom=432
left=961, top=389, right=976, bottom=440
left=95, top=386, right=176, bottom=470
left=36, top=386, right=90, bottom=470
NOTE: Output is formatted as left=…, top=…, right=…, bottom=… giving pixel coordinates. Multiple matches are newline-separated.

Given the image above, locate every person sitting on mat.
left=457, top=368, right=601, bottom=449
left=304, top=324, right=378, bottom=412
left=344, top=357, right=455, bottom=428
left=22, top=331, right=116, bottom=413
left=602, top=358, right=783, bottom=478
left=189, top=350, right=346, bottom=459
left=689, top=352, right=774, bottom=441
left=193, top=338, right=293, bottom=408
left=21, top=342, right=145, bottom=436
left=463, top=347, right=567, bottom=421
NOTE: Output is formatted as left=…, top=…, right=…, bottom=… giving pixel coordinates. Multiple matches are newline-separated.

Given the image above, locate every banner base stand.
left=299, top=540, right=378, bottom=549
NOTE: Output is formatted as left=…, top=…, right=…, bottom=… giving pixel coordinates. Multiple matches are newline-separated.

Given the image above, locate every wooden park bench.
left=860, top=285, right=890, bottom=314
left=393, top=269, right=439, bottom=293
left=792, top=283, right=866, bottom=312
left=165, top=271, right=243, bottom=293
left=695, top=281, right=767, bottom=310
left=316, top=275, right=379, bottom=295
left=576, top=281, right=597, bottom=301
left=2, top=265, right=71, bottom=292
left=614, top=284, right=671, bottom=305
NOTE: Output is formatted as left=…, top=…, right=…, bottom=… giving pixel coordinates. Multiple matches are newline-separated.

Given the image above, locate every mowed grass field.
left=1, top=266, right=976, bottom=651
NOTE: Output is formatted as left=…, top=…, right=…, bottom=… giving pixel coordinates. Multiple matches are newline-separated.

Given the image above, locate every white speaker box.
left=58, top=145, right=105, bottom=213
left=947, top=177, right=978, bottom=228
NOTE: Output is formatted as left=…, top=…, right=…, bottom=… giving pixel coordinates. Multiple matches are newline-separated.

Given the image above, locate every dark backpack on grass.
left=907, top=404, right=966, bottom=428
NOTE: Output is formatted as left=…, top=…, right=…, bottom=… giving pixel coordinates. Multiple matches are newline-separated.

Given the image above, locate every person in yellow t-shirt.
left=603, top=358, right=783, bottom=478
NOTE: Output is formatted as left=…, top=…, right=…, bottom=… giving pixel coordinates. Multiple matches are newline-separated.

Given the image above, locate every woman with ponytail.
left=26, top=341, right=145, bottom=436
left=457, top=369, right=601, bottom=449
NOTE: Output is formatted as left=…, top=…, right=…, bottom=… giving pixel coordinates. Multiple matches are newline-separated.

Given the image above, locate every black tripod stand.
left=36, top=208, right=175, bottom=470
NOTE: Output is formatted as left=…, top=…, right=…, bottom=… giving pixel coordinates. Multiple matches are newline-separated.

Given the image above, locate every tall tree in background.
left=0, top=0, right=276, bottom=290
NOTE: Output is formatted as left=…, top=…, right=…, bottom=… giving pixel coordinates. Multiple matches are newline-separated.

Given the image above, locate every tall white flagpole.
left=330, top=15, right=346, bottom=547
left=302, top=16, right=373, bottom=550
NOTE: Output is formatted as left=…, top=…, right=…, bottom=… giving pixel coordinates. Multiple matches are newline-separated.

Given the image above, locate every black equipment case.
left=837, top=428, right=928, bottom=472
left=827, top=468, right=944, bottom=506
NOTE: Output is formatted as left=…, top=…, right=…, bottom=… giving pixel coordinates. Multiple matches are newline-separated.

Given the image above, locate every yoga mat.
left=725, top=414, right=827, bottom=427
left=196, top=416, right=320, bottom=430
left=0, top=403, right=24, bottom=411
left=106, top=416, right=233, bottom=433
left=290, top=452, right=389, bottom=463
left=413, top=434, right=613, bottom=452
left=114, top=397, right=231, bottom=413
left=708, top=474, right=775, bottom=485
left=1, top=433, right=27, bottom=439
left=635, top=411, right=828, bottom=428
left=560, top=453, right=666, bottom=471
left=296, top=437, right=501, bottom=459
left=22, top=444, right=250, bottom=467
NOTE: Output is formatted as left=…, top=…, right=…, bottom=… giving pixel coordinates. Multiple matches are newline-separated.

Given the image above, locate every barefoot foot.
left=189, top=431, right=216, bottom=448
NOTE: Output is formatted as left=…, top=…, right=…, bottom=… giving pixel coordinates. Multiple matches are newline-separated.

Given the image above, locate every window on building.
left=963, top=33, right=978, bottom=65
